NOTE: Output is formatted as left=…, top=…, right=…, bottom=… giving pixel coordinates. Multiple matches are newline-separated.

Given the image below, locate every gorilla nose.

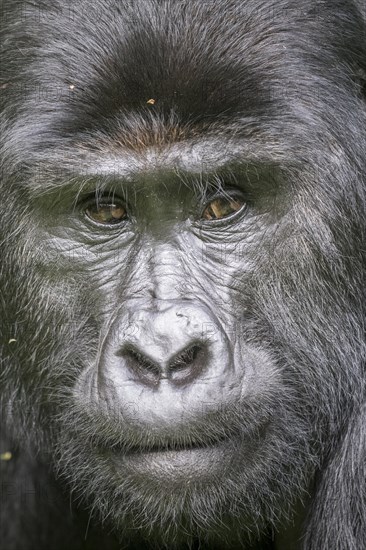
left=121, top=342, right=207, bottom=386
left=114, top=303, right=216, bottom=387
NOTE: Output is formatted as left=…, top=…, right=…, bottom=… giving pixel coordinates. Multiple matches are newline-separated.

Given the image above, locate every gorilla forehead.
left=3, top=0, right=364, bottom=176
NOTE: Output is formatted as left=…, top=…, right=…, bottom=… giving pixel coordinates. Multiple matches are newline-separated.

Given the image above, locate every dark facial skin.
left=1, top=1, right=366, bottom=549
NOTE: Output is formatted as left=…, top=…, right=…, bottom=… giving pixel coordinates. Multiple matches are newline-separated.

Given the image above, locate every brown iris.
left=86, top=202, right=127, bottom=225
left=202, top=197, right=244, bottom=221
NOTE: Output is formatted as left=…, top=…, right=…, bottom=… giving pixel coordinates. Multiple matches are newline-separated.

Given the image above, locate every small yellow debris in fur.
left=0, top=452, right=12, bottom=461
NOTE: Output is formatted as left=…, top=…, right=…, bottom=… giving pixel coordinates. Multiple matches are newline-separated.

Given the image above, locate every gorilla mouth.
left=107, top=435, right=235, bottom=481
left=104, top=431, right=250, bottom=484
left=123, top=435, right=230, bottom=455
left=98, top=416, right=267, bottom=462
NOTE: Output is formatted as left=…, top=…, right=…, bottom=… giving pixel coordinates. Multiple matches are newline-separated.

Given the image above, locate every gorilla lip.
left=122, top=434, right=231, bottom=455
left=108, top=436, right=236, bottom=480
left=91, top=405, right=269, bottom=463
left=105, top=427, right=265, bottom=478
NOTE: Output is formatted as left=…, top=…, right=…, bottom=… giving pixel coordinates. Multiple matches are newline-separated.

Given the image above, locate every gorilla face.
left=40, top=155, right=312, bottom=544
left=1, top=0, right=366, bottom=548
left=42, top=154, right=303, bottom=531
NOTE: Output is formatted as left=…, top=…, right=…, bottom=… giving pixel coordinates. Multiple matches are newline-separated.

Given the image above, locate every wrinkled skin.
left=1, top=1, right=366, bottom=549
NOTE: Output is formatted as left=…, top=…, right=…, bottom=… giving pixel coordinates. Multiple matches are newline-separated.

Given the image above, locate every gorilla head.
left=1, top=1, right=366, bottom=549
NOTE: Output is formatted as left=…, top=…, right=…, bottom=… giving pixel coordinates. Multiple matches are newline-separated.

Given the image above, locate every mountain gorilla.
left=1, top=0, right=366, bottom=549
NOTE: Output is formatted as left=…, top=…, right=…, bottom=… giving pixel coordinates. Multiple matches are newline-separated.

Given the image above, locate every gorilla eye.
left=201, top=196, right=245, bottom=221
left=85, top=201, right=127, bottom=225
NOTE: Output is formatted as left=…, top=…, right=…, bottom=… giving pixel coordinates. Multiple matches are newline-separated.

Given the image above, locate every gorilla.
left=1, top=0, right=366, bottom=548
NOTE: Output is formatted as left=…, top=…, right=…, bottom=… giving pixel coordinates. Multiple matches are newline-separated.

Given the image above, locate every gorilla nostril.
left=118, top=342, right=207, bottom=386
left=122, top=346, right=160, bottom=386
left=168, top=343, right=206, bottom=383
left=169, top=344, right=201, bottom=370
